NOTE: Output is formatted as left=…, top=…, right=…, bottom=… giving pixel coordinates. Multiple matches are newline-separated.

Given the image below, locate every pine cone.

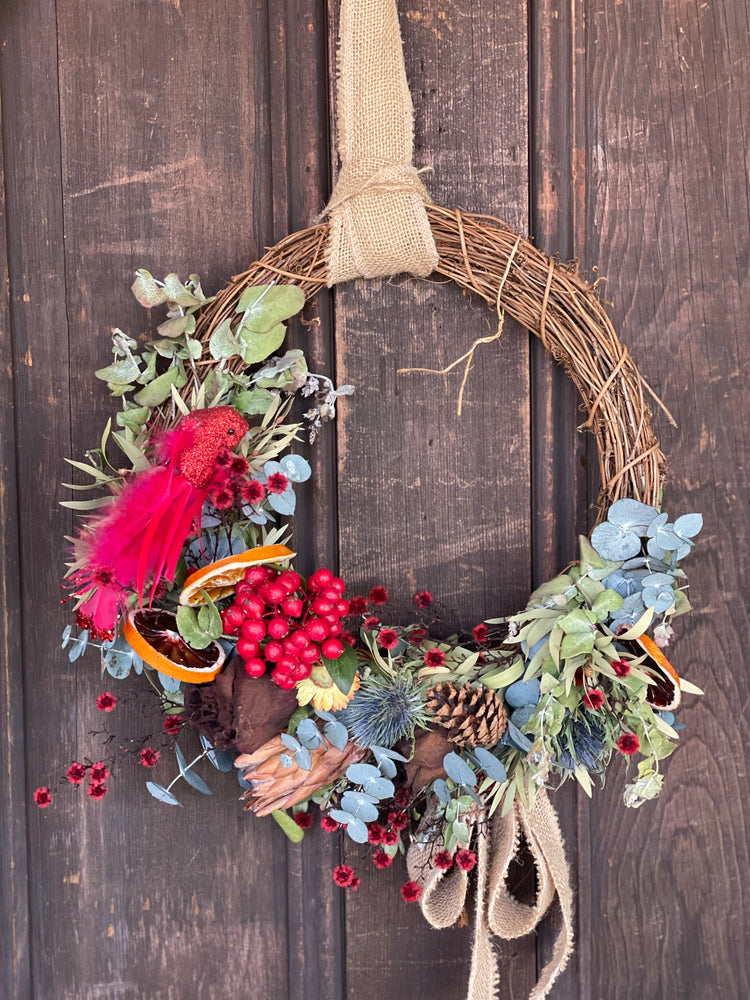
left=426, top=682, right=507, bottom=747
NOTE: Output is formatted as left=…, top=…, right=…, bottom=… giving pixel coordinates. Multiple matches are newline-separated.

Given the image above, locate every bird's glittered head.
left=176, top=406, right=250, bottom=489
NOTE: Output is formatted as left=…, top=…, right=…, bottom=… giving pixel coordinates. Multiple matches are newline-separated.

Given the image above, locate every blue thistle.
left=557, top=713, right=607, bottom=772
left=338, top=673, right=429, bottom=748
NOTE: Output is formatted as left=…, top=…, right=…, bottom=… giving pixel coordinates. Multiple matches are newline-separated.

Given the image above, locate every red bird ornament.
left=67, top=406, right=249, bottom=639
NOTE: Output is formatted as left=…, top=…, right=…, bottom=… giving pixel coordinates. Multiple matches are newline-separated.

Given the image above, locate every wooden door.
left=1, top=2, right=748, bottom=997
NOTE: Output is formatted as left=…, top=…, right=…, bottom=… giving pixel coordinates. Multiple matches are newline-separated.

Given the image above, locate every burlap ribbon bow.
left=406, top=790, right=574, bottom=1000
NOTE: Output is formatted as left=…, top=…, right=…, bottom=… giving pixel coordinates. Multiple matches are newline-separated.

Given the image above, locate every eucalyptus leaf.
left=132, top=269, right=169, bottom=308
left=134, top=366, right=187, bottom=407
left=443, top=752, right=477, bottom=787
left=433, top=778, right=451, bottom=803
left=95, top=357, right=141, bottom=385
left=175, top=605, right=211, bottom=650
left=280, top=733, right=301, bottom=752
left=163, top=272, right=202, bottom=307
left=472, top=747, right=507, bottom=783
left=323, top=720, right=349, bottom=751
left=236, top=284, right=305, bottom=332
left=268, top=489, right=296, bottom=515
left=146, top=781, right=181, bottom=806
left=237, top=322, right=288, bottom=366
left=181, top=767, right=212, bottom=796
left=296, top=718, right=324, bottom=750
left=295, top=747, right=312, bottom=771
left=340, top=794, right=379, bottom=823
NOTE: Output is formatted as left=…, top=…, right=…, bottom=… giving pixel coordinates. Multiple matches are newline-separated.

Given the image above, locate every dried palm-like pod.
left=426, top=682, right=507, bottom=748
left=236, top=735, right=368, bottom=816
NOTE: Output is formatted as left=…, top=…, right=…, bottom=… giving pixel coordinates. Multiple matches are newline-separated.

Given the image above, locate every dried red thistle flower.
left=34, top=787, right=52, bottom=808
left=89, top=762, right=110, bottom=783
left=294, top=811, right=314, bottom=830
left=372, top=850, right=393, bottom=869
left=96, top=692, right=117, bottom=712
left=66, top=763, right=86, bottom=785
left=382, top=829, right=398, bottom=846
left=612, top=658, right=631, bottom=678
left=377, top=628, right=399, bottom=650
left=87, top=782, right=108, bottom=800
left=583, top=689, right=605, bottom=710
left=332, top=864, right=355, bottom=887
left=320, top=815, right=340, bottom=832
left=267, top=472, right=289, bottom=495
left=472, top=624, right=488, bottom=643
left=434, top=850, right=453, bottom=871
left=363, top=616, right=380, bottom=631
left=369, top=586, right=388, bottom=605
left=367, top=822, right=385, bottom=844
left=617, top=732, right=640, bottom=756
left=230, top=455, right=249, bottom=477
left=209, top=486, right=234, bottom=510
left=455, top=849, right=477, bottom=872
left=400, top=881, right=421, bottom=903
left=139, top=747, right=160, bottom=768
left=348, top=595, right=368, bottom=615
left=387, top=810, right=408, bottom=831
left=413, top=590, right=433, bottom=609
left=394, top=787, right=412, bottom=807
left=240, top=479, right=266, bottom=505
left=163, top=715, right=182, bottom=735
left=423, top=648, right=445, bottom=668
left=214, top=448, right=232, bottom=468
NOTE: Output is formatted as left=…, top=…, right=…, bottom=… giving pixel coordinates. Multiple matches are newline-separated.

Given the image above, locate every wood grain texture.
left=0, top=60, right=32, bottom=1000
left=582, top=0, right=750, bottom=997
left=328, top=1, right=537, bottom=997
left=1, top=0, right=749, bottom=997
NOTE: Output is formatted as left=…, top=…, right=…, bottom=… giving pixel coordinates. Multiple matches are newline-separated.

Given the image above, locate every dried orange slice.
left=632, top=634, right=682, bottom=711
left=122, top=609, right=226, bottom=684
left=179, top=544, right=296, bottom=607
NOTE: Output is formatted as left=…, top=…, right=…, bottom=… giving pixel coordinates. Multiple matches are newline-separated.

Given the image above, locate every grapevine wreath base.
left=47, top=3, right=703, bottom=998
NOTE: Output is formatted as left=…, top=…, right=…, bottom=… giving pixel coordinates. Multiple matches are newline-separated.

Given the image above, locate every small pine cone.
left=426, top=682, right=507, bottom=748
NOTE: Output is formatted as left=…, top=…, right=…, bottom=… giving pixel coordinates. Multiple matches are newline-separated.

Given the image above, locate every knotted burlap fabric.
left=323, top=0, right=439, bottom=283
left=407, top=790, right=574, bottom=1000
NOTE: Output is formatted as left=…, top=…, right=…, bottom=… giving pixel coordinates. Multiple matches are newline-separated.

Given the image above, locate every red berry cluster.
left=220, top=566, right=350, bottom=690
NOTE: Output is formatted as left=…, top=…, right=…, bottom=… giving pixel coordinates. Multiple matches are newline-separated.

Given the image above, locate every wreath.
left=44, top=3, right=703, bottom=999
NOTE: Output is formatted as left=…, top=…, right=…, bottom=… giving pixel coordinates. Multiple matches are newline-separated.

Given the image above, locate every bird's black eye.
left=227, top=428, right=235, bottom=435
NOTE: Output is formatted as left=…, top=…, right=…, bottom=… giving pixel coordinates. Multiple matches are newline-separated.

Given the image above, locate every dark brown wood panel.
left=582, top=1, right=750, bottom=997
left=1, top=1, right=749, bottom=997
left=329, top=2, right=537, bottom=997
left=0, top=64, right=31, bottom=1000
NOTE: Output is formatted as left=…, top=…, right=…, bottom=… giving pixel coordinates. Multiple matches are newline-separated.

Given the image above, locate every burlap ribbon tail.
left=323, top=0, right=439, bottom=283
left=407, top=790, right=574, bottom=1000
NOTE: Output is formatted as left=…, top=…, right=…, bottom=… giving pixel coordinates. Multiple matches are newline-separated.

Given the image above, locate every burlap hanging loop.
left=407, top=790, right=574, bottom=1000
left=323, top=0, right=439, bottom=283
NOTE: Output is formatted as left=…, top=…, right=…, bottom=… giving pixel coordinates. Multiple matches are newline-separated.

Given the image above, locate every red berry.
left=312, top=598, right=333, bottom=615
left=334, top=599, right=350, bottom=616
left=241, top=619, right=267, bottom=642
left=331, top=577, right=346, bottom=594
left=245, top=567, right=269, bottom=587
left=223, top=606, right=245, bottom=629
left=278, top=570, right=302, bottom=593
left=281, top=596, right=304, bottom=617
left=272, top=668, right=296, bottom=690
left=278, top=654, right=300, bottom=672
left=326, top=621, right=343, bottom=637
left=264, top=640, right=285, bottom=662
left=291, top=661, right=312, bottom=681
left=243, top=658, right=266, bottom=678
left=236, top=637, right=260, bottom=660
left=289, top=629, right=310, bottom=649
left=268, top=617, right=290, bottom=639
left=321, top=638, right=344, bottom=659
left=260, top=581, right=286, bottom=604
left=305, top=619, right=328, bottom=642
left=235, top=581, right=253, bottom=599
left=322, top=587, right=341, bottom=601
left=310, top=568, right=334, bottom=590
left=299, top=645, right=321, bottom=665
left=240, top=595, right=265, bottom=619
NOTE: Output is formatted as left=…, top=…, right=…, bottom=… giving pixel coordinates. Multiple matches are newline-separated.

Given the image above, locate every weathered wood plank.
left=529, top=2, right=590, bottom=996
left=583, top=1, right=750, bottom=997
left=0, top=2, right=74, bottom=997
left=329, top=2, right=536, bottom=997
left=0, top=54, right=32, bottom=1000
